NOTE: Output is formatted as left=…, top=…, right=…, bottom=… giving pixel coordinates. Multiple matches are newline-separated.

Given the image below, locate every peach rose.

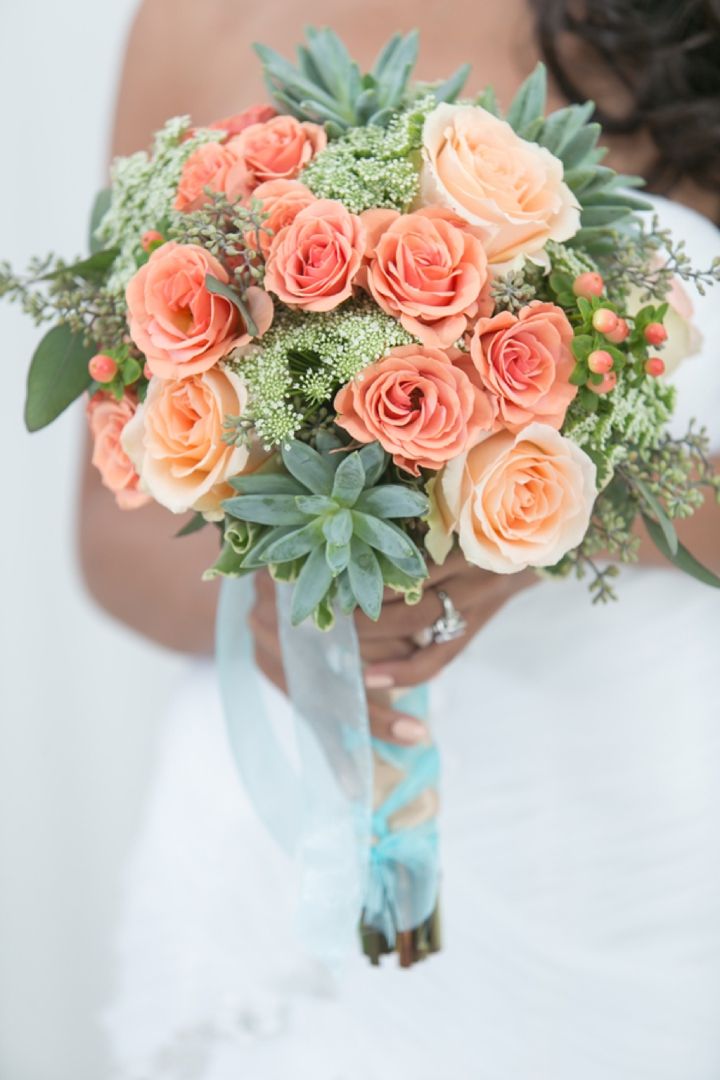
left=126, top=242, right=273, bottom=380
left=426, top=422, right=596, bottom=571
left=245, top=178, right=316, bottom=257
left=208, top=104, right=277, bottom=138
left=359, top=207, right=491, bottom=348
left=264, top=199, right=366, bottom=312
left=174, top=142, right=244, bottom=212
left=122, top=367, right=266, bottom=518
left=86, top=393, right=150, bottom=510
left=334, top=344, right=495, bottom=476
left=421, top=104, right=580, bottom=267
left=469, top=301, right=577, bottom=432
left=225, top=115, right=326, bottom=198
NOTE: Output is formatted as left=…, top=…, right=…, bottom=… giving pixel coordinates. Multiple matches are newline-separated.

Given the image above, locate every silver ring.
left=414, top=589, right=467, bottom=648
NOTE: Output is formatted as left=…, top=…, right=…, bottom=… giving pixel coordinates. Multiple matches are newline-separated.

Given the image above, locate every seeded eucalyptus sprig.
left=214, top=437, right=429, bottom=628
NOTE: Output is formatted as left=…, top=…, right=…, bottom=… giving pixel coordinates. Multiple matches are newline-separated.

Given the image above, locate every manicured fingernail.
left=365, top=672, right=394, bottom=689
left=390, top=717, right=426, bottom=744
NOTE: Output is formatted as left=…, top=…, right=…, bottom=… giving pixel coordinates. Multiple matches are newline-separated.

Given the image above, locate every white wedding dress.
left=105, top=196, right=720, bottom=1080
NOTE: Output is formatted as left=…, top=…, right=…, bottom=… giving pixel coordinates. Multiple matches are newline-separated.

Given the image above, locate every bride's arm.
left=78, top=0, right=243, bottom=654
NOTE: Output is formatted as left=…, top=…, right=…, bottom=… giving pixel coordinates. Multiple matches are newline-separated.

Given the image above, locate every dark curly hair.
left=531, top=0, right=720, bottom=196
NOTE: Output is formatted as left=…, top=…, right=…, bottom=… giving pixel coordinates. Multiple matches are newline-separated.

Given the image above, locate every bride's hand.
left=249, top=555, right=537, bottom=745
left=357, top=548, right=537, bottom=689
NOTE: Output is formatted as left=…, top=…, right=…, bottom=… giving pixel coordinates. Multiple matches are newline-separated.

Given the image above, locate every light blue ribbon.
left=216, top=575, right=440, bottom=963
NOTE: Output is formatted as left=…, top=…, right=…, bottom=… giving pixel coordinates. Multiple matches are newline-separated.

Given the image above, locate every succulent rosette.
left=6, top=28, right=719, bottom=968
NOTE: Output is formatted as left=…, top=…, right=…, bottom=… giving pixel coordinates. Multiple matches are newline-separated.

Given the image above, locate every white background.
left=0, top=3, right=182, bottom=1078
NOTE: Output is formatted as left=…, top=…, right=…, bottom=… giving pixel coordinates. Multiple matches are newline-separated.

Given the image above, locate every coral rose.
left=86, top=392, right=150, bottom=510
left=126, top=242, right=273, bottom=380
left=359, top=207, right=491, bottom=348
left=421, top=104, right=580, bottom=267
left=208, top=104, right=277, bottom=138
left=225, top=115, right=326, bottom=198
left=122, top=367, right=267, bottom=518
left=334, top=344, right=495, bottom=476
left=426, top=422, right=596, bottom=571
left=469, top=301, right=577, bottom=432
left=174, top=142, right=244, bottom=212
left=245, top=179, right=315, bottom=257
left=264, top=199, right=366, bottom=312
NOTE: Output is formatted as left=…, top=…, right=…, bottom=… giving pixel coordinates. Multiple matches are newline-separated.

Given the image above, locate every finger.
left=359, top=637, right=417, bottom=664
left=356, top=571, right=480, bottom=641
left=364, top=610, right=486, bottom=687
left=368, top=699, right=429, bottom=746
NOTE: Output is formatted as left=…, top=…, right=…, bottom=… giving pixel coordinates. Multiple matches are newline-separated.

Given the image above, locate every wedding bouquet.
left=5, top=29, right=719, bottom=967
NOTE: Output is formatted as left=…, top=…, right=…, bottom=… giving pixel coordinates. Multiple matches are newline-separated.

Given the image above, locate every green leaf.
left=571, top=335, right=594, bottom=362
left=432, top=63, right=471, bottom=104
left=642, top=514, right=720, bottom=589
left=559, top=124, right=602, bottom=170
left=336, top=569, right=357, bottom=615
left=332, top=452, right=365, bottom=506
left=24, top=324, right=95, bottom=432
left=263, top=521, right=323, bottom=562
left=221, top=493, right=309, bottom=526
left=506, top=63, right=547, bottom=136
left=326, top=541, right=351, bottom=575
left=121, top=357, right=142, bottom=386
left=538, top=101, right=594, bottom=156
left=282, top=440, right=334, bottom=494
left=228, top=471, right=304, bottom=495
left=295, top=494, right=337, bottom=515
left=322, top=508, right=353, bottom=545
left=376, top=554, right=425, bottom=603
left=355, top=485, right=429, bottom=519
left=240, top=526, right=294, bottom=569
left=290, top=544, right=334, bottom=625
left=351, top=511, right=420, bottom=562
left=358, top=442, right=388, bottom=487
left=88, top=188, right=111, bottom=254
left=348, top=538, right=383, bottom=620
left=202, top=540, right=249, bottom=581
left=175, top=512, right=207, bottom=538
left=628, top=474, right=678, bottom=555
left=475, top=85, right=499, bottom=116
left=41, top=247, right=119, bottom=282
left=225, top=518, right=262, bottom=555
left=205, top=274, right=257, bottom=336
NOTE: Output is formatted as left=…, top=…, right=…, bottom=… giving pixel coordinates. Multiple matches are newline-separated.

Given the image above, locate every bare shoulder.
left=112, top=0, right=250, bottom=156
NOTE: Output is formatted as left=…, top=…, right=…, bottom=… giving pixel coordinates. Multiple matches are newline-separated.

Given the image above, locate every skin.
left=79, top=0, right=720, bottom=743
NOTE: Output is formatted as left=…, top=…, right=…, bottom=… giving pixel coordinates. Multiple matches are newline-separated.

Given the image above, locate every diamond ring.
left=413, top=589, right=468, bottom=648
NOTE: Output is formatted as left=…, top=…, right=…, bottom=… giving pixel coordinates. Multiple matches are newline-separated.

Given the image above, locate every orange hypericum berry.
left=88, top=353, right=118, bottom=383
left=592, top=308, right=619, bottom=335
left=587, top=371, right=617, bottom=395
left=645, top=357, right=666, bottom=377
left=572, top=272, right=604, bottom=299
left=644, top=322, right=668, bottom=346
left=588, top=349, right=614, bottom=375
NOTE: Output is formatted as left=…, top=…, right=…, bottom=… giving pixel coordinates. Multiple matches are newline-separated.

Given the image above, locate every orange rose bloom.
left=422, top=104, right=580, bottom=267
left=122, top=367, right=268, bottom=518
left=469, top=301, right=577, bottom=432
left=426, top=423, right=596, bottom=572
left=245, top=179, right=316, bottom=257
left=359, top=207, right=491, bottom=348
left=208, top=104, right=277, bottom=138
left=264, top=199, right=366, bottom=312
left=334, top=345, right=495, bottom=476
left=126, top=242, right=273, bottom=380
left=225, top=115, right=326, bottom=198
left=86, top=393, right=149, bottom=510
left=174, top=142, right=244, bottom=212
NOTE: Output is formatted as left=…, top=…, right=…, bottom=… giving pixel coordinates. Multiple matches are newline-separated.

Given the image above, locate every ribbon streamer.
left=216, top=575, right=440, bottom=964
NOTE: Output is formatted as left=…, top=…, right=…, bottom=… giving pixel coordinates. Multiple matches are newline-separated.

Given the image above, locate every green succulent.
left=479, top=65, right=651, bottom=253
left=254, top=27, right=469, bottom=137
left=216, top=437, right=429, bottom=628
